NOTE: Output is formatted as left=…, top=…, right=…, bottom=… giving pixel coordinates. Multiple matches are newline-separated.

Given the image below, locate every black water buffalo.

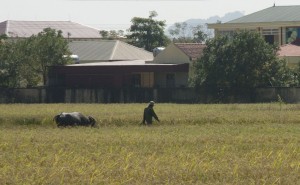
left=53, top=112, right=96, bottom=127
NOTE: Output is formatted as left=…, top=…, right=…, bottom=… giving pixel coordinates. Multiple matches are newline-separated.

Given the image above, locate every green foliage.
left=127, top=11, right=170, bottom=51
left=169, top=22, right=189, bottom=41
left=291, top=61, right=300, bottom=85
left=0, top=40, right=27, bottom=87
left=192, top=31, right=293, bottom=89
left=168, top=22, right=208, bottom=43
left=27, top=28, right=71, bottom=85
left=0, top=34, right=8, bottom=41
left=99, top=30, right=109, bottom=38
left=100, top=30, right=125, bottom=40
left=0, top=28, right=71, bottom=87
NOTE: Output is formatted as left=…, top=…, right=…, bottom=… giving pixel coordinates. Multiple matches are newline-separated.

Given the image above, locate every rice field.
left=0, top=103, right=300, bottom=184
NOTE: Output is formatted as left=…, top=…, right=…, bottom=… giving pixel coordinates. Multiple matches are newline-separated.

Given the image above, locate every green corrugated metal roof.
left=68, top=40, right=153, bottom=62
left=227, top=5, right=300, bottom=23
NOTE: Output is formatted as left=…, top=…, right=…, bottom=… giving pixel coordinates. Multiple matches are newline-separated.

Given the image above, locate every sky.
left=1, top=0, right=300, bottom=30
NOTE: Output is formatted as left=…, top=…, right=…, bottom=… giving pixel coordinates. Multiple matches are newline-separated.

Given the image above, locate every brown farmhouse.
left=48, top=61, right=189, bottom=88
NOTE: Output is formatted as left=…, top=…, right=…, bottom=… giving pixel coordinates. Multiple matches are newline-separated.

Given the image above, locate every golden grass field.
left=1, top=103, right=300, bottom=184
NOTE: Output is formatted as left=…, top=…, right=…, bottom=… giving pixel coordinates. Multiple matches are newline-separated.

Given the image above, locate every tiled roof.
left=228, top=6, right=300, bottom=24
left=278, top=44, right=300, bottom=57
left=68, top=40, right=153, bottom=61
left=0, top=20, right=101, bottom=39
left=174, top=43, right=206, bottom=60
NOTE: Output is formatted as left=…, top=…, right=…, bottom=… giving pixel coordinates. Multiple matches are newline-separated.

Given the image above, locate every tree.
left=100, top=30, right=125, bottom=39
left=292, top=62, right=300, bottom=86
left=0, top=28, right=71, bottom=87
left=168, top=22, right=191, bottom=43
left=127, top=11, right=170, bottom=51
left=99, top=30, right=109, bottom=38
left=0, top=34, right=7, bottom=43
left=192, top=25, right=208, bottom=43
left=192, top=31, right=293, bottom=89
left=24, top=28, right=71, bottom=85
left=168, top=22, right=208, bottom=43
left=0, top=40, right=24, bottom=87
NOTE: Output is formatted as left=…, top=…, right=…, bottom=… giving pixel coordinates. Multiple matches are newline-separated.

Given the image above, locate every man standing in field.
left=142, top=101, right=160, bottom=125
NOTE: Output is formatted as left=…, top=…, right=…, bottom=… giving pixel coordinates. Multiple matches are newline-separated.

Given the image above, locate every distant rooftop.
left=0, top=20, right=101, bottom=39
left=227, top=5, right=300, bottom=24
left=174, top=43, right=206, bottom=60
left=68, top=40, right=153, bottom=62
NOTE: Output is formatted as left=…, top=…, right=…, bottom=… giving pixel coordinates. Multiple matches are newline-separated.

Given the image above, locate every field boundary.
left=0, top=87, right=300, bottom=103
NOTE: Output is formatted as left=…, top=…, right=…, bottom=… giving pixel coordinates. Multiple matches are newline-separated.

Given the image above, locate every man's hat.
left=149, top=101, right=155, bottom=106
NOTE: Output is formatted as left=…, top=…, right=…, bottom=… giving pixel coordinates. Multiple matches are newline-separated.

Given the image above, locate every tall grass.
left=0, top=103, right=300, bottom=184
left=1, top=103, right=300, bottom=126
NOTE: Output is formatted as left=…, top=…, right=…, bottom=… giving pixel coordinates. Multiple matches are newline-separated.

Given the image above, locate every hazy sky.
left=1, top=0, right=300, bottom=30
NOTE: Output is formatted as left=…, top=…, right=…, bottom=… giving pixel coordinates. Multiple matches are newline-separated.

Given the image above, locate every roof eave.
left=208, top=21, right=300, bottom=29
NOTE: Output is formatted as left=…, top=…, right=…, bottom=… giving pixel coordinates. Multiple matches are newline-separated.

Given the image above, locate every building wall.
left=141, top=72, right=154, bottom=88
left=152, top=43, right=190, bottom=64
left=211, top=23, right=300, bottom=68
left=279, top=56, right=300, bottom=68
left=282, top=27, right=287, bottom=44
left=155, top=72, right=188, bottom=88
left=214, top=25, right=300, bottom=46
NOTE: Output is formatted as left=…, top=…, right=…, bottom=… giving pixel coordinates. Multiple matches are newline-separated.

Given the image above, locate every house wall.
left=214, top=25, right=300, bottom=46
left=152, top=43, right=190, bottom=64
left=189, top=62, right=196, bottom=79
left=155, top=72, right=188, bottom=88
left=175, top=73, right=189, bottom=87
left=141, top=72, right=154, bottom=88
left=280, top=56, right=300, bottom=68
left=64, top=74, right=116, bottom=88
left=48, top=64, right=190, bottom=88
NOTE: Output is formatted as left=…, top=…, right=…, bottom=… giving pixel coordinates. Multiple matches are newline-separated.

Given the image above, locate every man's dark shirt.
left=142, top=106, right=159, bottom=124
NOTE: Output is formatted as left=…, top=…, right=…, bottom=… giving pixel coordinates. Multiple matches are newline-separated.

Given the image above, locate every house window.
left=131, top=74, right=141, bottom=87
left=262, top=28, right=279, bottom=45
left=264, top=35, right=275, bottom=44
left=166, top=74, right=175, bottom=88
left=218, top=30, right=234, bottom=38
left=286, top=27, right=300, bottom=44
left=262, top=29, right=279, bottom=35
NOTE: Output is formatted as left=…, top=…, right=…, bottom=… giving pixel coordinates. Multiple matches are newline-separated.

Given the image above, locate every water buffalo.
left=53, top=112, right=96, bottom=127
